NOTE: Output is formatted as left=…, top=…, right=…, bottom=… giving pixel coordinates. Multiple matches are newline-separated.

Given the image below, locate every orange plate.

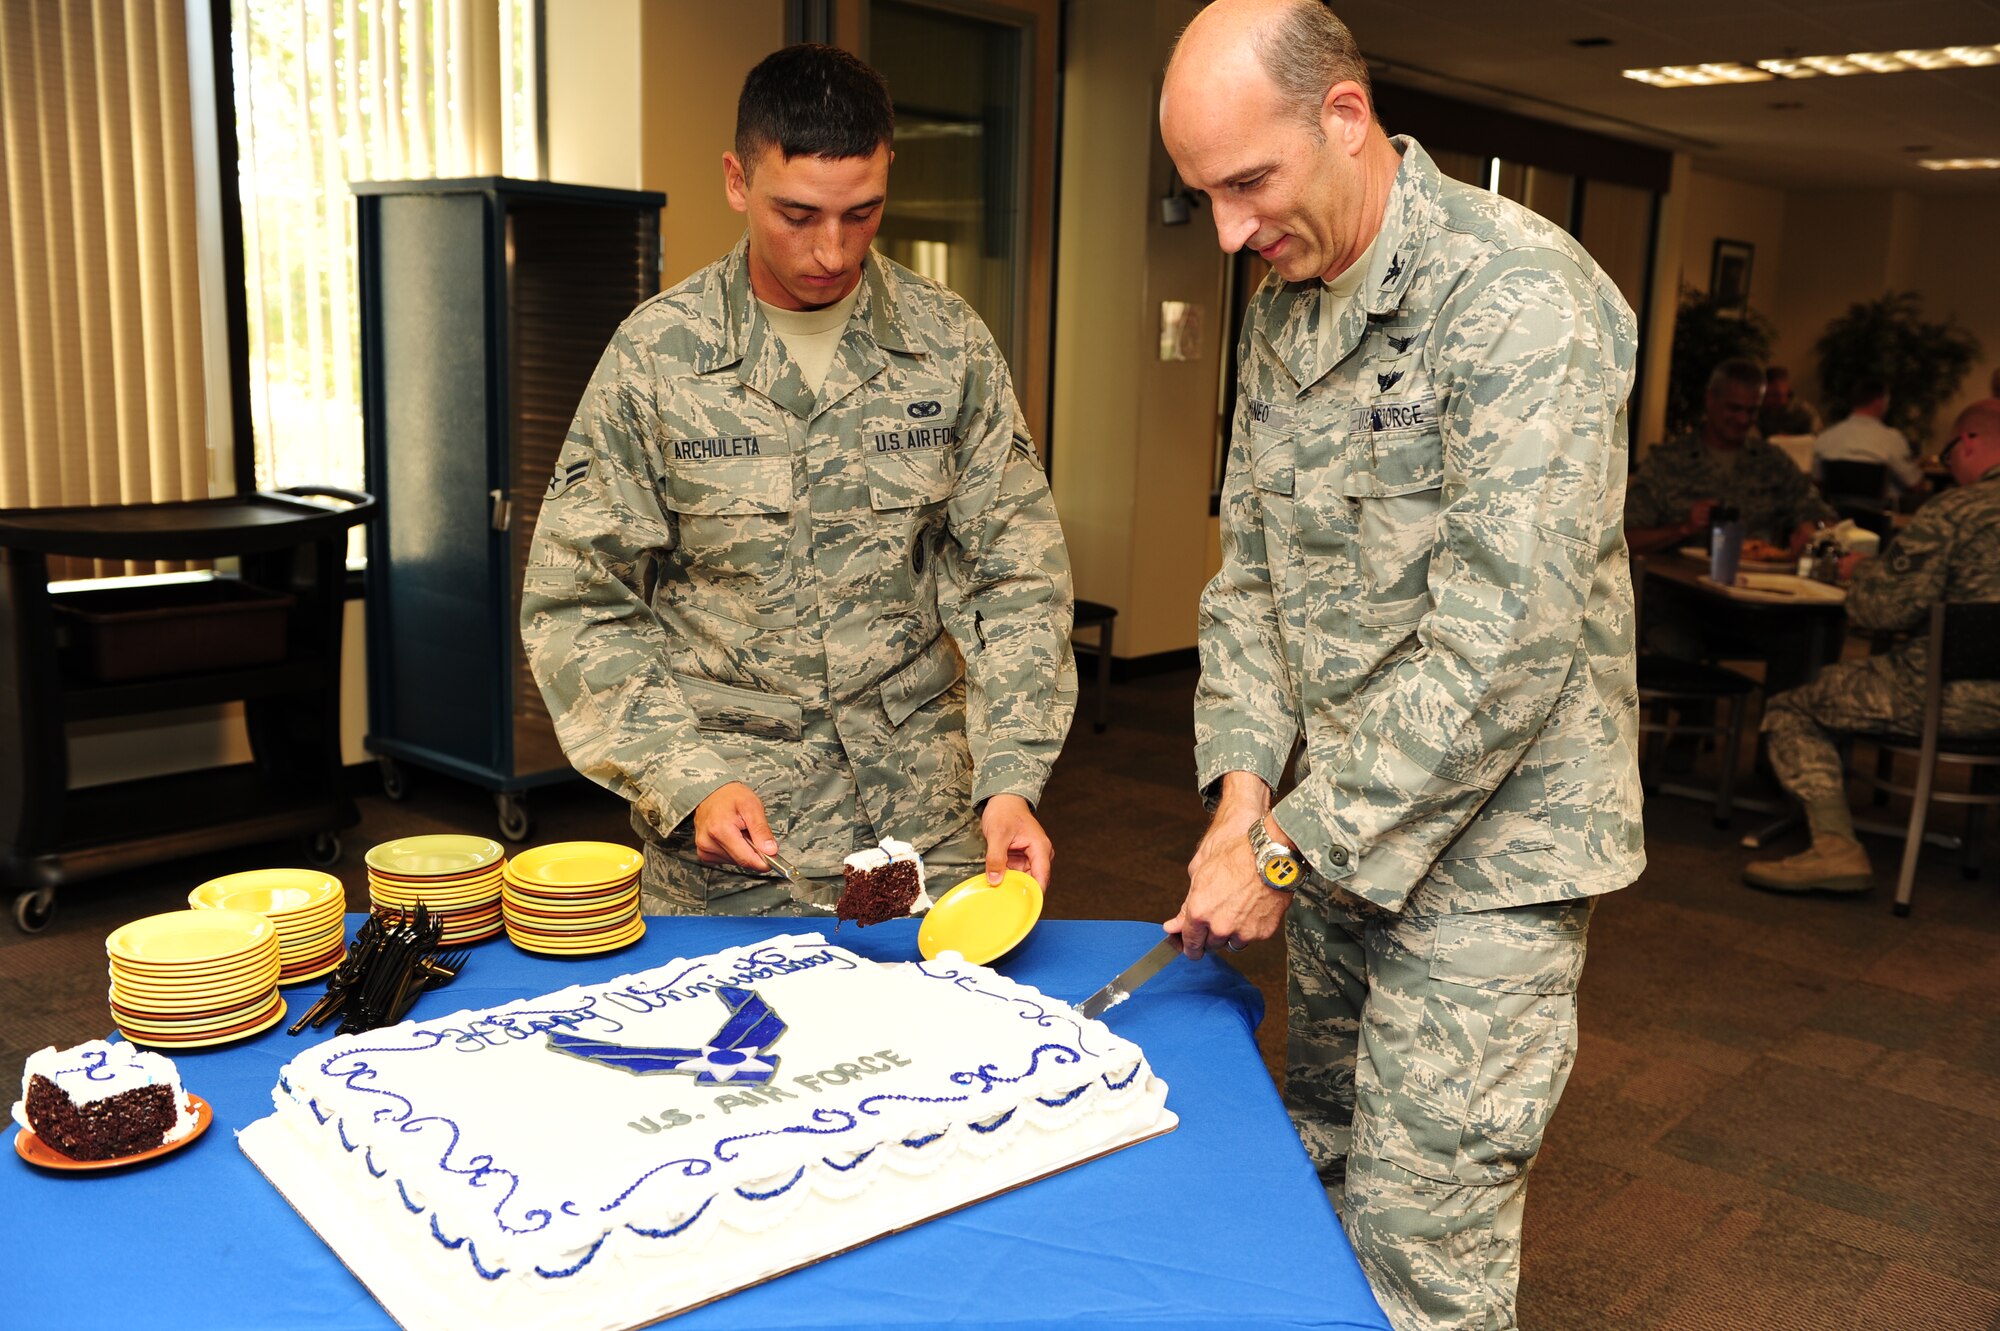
left=14, top=1093, right=213, bottom=1171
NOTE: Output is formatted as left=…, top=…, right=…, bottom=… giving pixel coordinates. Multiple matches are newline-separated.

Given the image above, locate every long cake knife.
left=1076, top=935, right=1183, bottom=1020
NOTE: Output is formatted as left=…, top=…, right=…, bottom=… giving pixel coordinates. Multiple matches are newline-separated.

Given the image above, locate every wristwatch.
left=1247, top=815, right=1302, bottom=892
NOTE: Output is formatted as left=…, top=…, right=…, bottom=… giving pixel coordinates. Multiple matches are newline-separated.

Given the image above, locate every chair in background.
left=1848, top=601, right=2000, bottom=916
left=1818, top=458, right=1890, bottom=506
left=1633, top=557, right=1761, bottom=826
left=1072, top=599, right=1118, bottom=733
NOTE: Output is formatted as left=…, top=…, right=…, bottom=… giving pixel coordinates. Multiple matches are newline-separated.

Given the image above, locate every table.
left=5, top=917, right=1390, bottom=1331
left=1643, top=554, right=1848, bottom=694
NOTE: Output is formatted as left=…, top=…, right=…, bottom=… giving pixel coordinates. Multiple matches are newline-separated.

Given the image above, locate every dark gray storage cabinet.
left=354, top=178, right=663, bottom=839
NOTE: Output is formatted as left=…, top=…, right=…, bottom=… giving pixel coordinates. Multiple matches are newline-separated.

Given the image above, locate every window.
left=231, top=0, right=540, bottom=500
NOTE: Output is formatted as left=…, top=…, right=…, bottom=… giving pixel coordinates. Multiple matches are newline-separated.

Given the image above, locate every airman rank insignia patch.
left=545, top=457, right=591, bottom=500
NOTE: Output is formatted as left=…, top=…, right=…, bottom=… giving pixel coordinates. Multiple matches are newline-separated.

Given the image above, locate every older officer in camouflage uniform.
left=1746, top=399, right=2000, bottom=893
left=1625, top=356, right=1836, bottom=556
left=1161, top=4, right=1642, bottom=1328
left=522, top=45, right=1075, bottom=916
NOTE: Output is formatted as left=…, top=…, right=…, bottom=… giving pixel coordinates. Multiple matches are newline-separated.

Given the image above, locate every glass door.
left=856, top=0, right=1057, bottom=450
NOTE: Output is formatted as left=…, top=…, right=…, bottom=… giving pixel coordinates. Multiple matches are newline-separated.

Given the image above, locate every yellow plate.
left=107, top=944, right=281, bottom=987
left=504, top=842, right=644, bottom=889
left=364, top=834, right=505, bottom=878
left=188, top=869, right=342, bottom=917
left=121, top=996, right=287, bottom=1048
left=106, top=909, right=276, bottom=966
left=502, top=886, right=640, bottom=916
left=509, top=915, right=646, bottom=956
left=917, top=870, right=1044, bottom=965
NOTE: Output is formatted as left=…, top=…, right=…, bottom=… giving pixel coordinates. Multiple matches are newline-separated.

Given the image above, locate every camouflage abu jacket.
left=1196, top=138, right=1645, bottom=915
left=521, top=242, right=1076, bottom=873
left=1845, top=463, right=2000, bottom=688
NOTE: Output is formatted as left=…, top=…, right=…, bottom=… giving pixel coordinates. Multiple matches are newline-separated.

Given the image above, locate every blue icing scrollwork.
left=711, top=1108, right=857, bottom=1164
left=533, top=1231, right=608, bottom=1279
left=1035, top=1085, right=1088, bottom=1109
left=734, top=1167, right=805, bottom=1201
left=624, top=1196, right=713, bottom=1240
left=949, top=1043, right=1082, bottom=1094
left=822, top=1148, right=875, bottom=1172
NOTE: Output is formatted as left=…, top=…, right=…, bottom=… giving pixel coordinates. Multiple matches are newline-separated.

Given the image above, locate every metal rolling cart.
left=353, top=177, right=663, bottom=842
left=0, top=489, right=374, bottom=932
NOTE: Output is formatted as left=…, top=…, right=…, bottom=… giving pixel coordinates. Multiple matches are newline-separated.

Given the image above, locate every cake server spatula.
left=1076, top=935, right=1182, bottom=1020
left=762, top=848, right=812, bottom=893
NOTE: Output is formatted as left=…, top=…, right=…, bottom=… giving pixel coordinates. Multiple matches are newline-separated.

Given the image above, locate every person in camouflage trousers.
left=520, top=45, right=1075, bottom=916
left=1160, top=4, right=1642, bottom=1328
left=1624, top=357, right=1837, bottom=556
left=1746, top=399, right=2000, bottom=893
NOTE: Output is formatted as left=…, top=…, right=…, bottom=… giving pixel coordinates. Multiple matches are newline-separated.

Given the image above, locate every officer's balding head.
left=735, top=44, right=894, bottom=177
left=1945, top=398, right=2000, bottom=488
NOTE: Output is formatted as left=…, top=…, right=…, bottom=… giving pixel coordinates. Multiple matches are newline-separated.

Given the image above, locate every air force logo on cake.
left=545, top=986, right=785, bottom=1084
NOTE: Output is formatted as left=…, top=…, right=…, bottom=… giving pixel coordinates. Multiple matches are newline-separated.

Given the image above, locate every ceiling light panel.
left=1917, top=157, right=2000, bottom=171
left=1625, top=44, right=2000, bottom=88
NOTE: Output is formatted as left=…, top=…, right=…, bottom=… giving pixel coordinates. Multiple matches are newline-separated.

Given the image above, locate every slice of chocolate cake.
left=13, top=1040, right=196, bottom=1161
left=836, top=838, right=934, bottom=928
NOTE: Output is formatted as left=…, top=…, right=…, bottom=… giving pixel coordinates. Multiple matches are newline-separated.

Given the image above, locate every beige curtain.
left=0, top=0, right=208, bottom=578
left=234, top=0, right=511, bottom=502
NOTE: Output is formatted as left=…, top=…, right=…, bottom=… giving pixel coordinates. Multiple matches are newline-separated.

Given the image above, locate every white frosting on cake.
left=239, top=933, right=1172, bottom=1330
left=839, top=837, right=933, bottom=913
left=11, top=1039, right=198, bottom=1143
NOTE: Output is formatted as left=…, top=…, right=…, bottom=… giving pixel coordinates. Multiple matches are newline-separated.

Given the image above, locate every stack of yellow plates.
left=365, top=835, right=507, bottom=946
left=106, top=909, right=286, bottom=1048
left=188, top=868, right=347, bottom=984
left=503, top=841, right=645, bottom=956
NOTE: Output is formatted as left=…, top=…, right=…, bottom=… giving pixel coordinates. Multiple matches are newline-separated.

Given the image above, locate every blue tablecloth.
left=6, top=917, right=1389, bottom=1330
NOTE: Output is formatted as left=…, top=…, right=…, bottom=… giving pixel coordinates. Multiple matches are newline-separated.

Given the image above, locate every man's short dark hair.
left=1706, top=358, right=1766, bottom=398
left=735, top=44, right=894, bottom=170
left=1850, top=376, right=1888, bottom=405
left=1765, top=365, right=1791, bottom=385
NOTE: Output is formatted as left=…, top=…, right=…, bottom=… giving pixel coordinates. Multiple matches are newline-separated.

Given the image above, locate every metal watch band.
left=1247, top=816, right=1300, bottom=892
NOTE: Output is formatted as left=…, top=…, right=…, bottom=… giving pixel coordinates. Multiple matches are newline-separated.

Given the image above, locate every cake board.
left=239, top=1110, right=1176, bottom=1331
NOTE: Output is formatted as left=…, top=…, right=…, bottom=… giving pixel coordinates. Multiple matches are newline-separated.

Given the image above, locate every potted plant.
left=1664, top=286, right=1775, bottom=440
left=1813, top=292, right=1981, bottom=447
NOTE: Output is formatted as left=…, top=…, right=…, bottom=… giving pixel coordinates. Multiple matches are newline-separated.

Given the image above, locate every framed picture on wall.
left=1711, top=239, right=1754, bottom=310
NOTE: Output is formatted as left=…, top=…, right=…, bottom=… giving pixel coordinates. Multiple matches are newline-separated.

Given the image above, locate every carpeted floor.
left=4, top=665, right=1996, bottom=1328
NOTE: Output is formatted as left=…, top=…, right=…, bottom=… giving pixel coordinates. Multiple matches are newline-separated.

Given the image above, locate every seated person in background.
left=1626, top=357, right=1837, bottom=557
left=1812, top=376, right=1924, bottom=500
left=1746, top=399, right=2000, bottom=893
left=1759, top=364, right=1821, bottom=438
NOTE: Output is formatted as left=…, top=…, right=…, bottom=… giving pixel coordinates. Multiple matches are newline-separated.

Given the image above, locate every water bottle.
left=1709, top=505, right=1744, bottom=586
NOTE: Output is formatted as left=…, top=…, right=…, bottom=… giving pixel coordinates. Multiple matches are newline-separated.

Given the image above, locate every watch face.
left=1263, top=853, right=1301, bottom=890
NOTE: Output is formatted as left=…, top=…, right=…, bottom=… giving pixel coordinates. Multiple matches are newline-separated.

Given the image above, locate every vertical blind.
left=233, top=0, right=536, bottom=501
left=0, top=0, right=208, bottom=577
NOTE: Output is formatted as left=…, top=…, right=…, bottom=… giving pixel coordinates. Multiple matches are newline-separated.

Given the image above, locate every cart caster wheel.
left=496, top=793, right=532, bottom=843
left=378, top=756, right=410, bottom=801
left=13, top=888, right=54, bottom=934
left=307, top=832, right=343, bottom=867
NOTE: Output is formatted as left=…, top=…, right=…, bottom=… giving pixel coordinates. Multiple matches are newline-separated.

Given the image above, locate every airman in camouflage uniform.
left=1162, top=5, right=1642, bottom=1328
left=1747, top=400, right=2000, bottom=892
left=521, top=46, right=1075, bottom=916
left=1625, top=359, right=1837, bottom=550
